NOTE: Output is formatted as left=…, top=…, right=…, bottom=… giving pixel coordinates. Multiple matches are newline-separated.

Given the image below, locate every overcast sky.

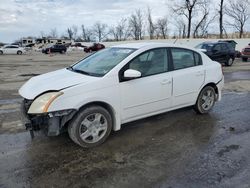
left=0, top=0, right=249, bottom=43
left=0, top=0, right=173, bottom=42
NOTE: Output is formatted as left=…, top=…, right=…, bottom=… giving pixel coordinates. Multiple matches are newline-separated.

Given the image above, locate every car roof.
left=201, top=41, right=229, bottom=45
left=112, top=42, right=191, bottom=50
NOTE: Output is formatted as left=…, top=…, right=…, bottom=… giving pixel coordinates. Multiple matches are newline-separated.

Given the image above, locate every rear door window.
left=170, top=48, right=201, bottom=70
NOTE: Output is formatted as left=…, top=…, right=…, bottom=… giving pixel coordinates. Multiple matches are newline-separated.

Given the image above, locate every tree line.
left=34, top=0, right=250, bottom=42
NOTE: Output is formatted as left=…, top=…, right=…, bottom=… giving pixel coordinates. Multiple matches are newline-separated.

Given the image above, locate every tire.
left=225, top=57, right=234, bottom=66
left=194, top=86, right=216, bottom=114
left=68, top=105, right=112, bottom=148
left=242, top=57, right=248, bottom=62
left=61, top=50, right=65, bottom=54
left=0, top=50, right=3, bottom=55
left=17, top=51, right=22, bottom=55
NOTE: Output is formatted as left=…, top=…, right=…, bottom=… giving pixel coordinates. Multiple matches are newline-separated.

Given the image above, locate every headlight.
left=28, top=92, right=63, bottom=114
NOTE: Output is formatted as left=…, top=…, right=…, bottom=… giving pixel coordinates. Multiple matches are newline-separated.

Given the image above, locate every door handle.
left=195, top=72, right=204, bottom=76
left=161, top=79, right=172, bottom=85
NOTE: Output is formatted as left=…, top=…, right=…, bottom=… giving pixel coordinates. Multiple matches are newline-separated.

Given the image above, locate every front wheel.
left=17, top=50, right=22, bottom=55
left=194, top=86, right=216, bottom=114
left=0, top=50, right=3, bottom=55
left=68, top=105, right=112, bottom=148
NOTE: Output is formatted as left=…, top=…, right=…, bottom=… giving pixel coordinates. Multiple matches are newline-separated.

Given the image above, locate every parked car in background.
left=0, top=45, right=25, bottom=55
left=219, top=40, right=241, bottom=58
left=195, top=41, right=235, bottom=66
left=72, top=43, right=86, bottom=48
left=42, top=44, right=67, bottom=54
left=241, top=43, right=250, bottom=62
left=19, top=43, right=224, bottom=148
left=84, top=43, right=105, bottom=53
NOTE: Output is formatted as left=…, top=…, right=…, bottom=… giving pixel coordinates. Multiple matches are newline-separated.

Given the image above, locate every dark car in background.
left=241, top=43, right=250, bottom=62
left=84, top=43, right=105, bottom=53
left=42, top=44, right=67, bottom=54
left=72, top=43, right=86, bottom=48
left=195, top=41, right=235, bottom=66
left=219, top=40, right=241, bottom=58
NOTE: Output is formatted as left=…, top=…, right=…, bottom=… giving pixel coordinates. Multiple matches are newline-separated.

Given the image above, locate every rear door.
left=221, top=43, right=229, bottom=62
left=211, top=44, right=223, bottom=63
left=170, top=48, right=205, bottom=107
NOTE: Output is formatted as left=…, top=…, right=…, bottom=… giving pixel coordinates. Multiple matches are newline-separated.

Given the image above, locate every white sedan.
left=0, top=45, right=25, bottom=55
left=19, top=43, right=224, bottom=148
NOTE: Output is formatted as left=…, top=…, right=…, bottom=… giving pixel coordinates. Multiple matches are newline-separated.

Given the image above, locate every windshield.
left=71, top=47, right=136, bottom=77
left=195, top=43, right=214, bottom=51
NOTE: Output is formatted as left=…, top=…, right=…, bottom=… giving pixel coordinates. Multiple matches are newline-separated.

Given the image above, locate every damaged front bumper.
left=21, top=98, right=76, bottom=138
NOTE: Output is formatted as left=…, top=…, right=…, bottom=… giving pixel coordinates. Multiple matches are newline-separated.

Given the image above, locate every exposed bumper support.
left=21, top=99, right=76, bottom=138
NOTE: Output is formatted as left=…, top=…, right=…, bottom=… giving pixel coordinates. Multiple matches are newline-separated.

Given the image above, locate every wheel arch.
left=202, top=82, right=218, bottom=94
left=199, top=82, right=219, bottom=101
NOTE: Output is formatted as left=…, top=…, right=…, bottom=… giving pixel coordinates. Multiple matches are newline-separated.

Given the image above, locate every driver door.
left=119, top=48, right=172, bottom=122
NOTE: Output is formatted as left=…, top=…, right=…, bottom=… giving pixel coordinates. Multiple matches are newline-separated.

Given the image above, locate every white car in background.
left=19, top=43, right=224, bottom=148
left=0, top=45, right=25, bottom=55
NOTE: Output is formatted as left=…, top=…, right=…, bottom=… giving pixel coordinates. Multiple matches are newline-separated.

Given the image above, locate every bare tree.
left=49, top=28, right=58, bottom=38
left=92, top=22, right=109, bottom=42
left=192, top=3, right=209, bottom=38
left=225, top=0, right=250, bottom=38
left=81, top=24, right=93, bottom=42
left=109, top=26, right=119, bottom=41
left=156, top=17, right=168, bottom=39
left=147, top=7, right=156, bottom=39
left=110, top=18, right=130, bottom=41
left=173, top=18, right=187, bottom=38
left=67, top=27, right=73, bottom=40
left=81, top=24, right=88, bottom=41
left=172, top=0, right=206, bottom=38
left=218, top=0, right=224, bottom=38
left=129, top=9, right=144, bottom=40
left=72, top=25, right=78, bottom=40
left=116, top=18, right=130, bottom=40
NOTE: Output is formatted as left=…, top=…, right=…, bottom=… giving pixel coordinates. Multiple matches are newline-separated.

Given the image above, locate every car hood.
left=19, top=68, right=99, bottom=99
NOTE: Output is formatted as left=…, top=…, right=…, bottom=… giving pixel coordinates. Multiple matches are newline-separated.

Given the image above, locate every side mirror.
left=123, top=69, right=141, bottom=79
left=199, top=49, right=207, bottom=53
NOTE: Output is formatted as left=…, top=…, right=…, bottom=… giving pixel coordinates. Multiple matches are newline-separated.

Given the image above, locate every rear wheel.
left=68, top=105, right=112, bottom=148
left=194, top=86, right=216, bottom=114
left=0, top=50, right=3, bottom=55
left=17, top=51, right=22, bottom=55
left=225, top=57, right=234, bottom=66
left=242, top=57, right=248, bottom=62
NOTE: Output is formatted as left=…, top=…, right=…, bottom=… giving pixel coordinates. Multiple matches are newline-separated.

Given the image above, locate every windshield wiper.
left=73, top=69, right=91, bottom=75
left=67, top=66, right=91, bottom=75
left=67, top=66, right=103, bottom=77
